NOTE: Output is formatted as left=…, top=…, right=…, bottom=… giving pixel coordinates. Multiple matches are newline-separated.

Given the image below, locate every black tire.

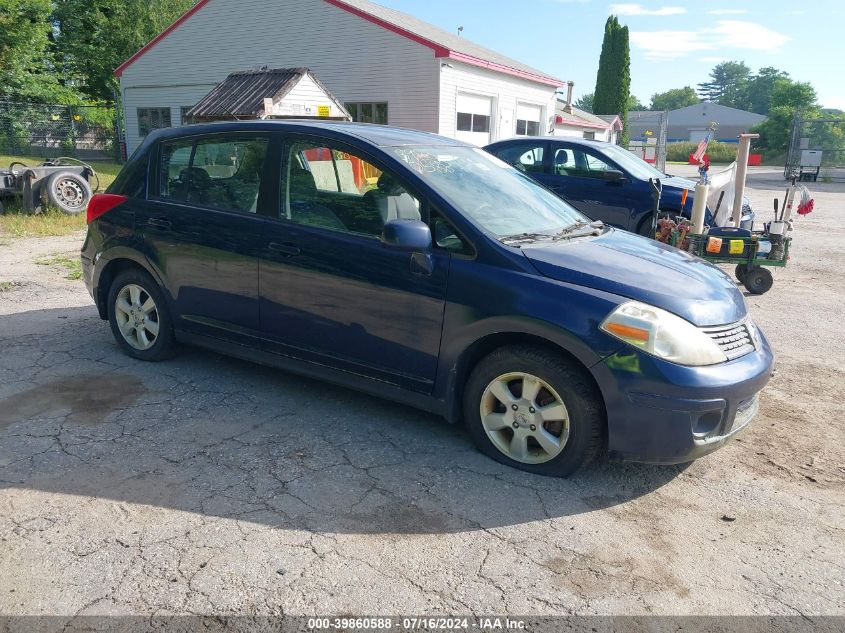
left=637, top=210, right=678, bottom=237
left=735, top=264, right=748, bottom=283
left=743, top=267, right=773, bottom=295
left=463, top=345, right=604, bottom=477
left=107, top=269, right=176, bottom=361
left=45, top=171, right=92, bottom=214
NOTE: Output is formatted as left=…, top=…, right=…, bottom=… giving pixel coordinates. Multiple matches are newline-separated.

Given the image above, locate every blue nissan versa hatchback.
left=82, top=121, right=774, bottom=477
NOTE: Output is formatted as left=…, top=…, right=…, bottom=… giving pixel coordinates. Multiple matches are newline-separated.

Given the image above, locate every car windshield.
left=599, top=144, right=666, bottom=180
left=391, top=146, right=588, bottom=239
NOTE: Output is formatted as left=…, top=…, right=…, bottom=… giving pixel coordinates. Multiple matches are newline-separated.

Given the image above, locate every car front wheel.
left=463, top=346, right=604, bottom=477
left=107, top=269, right=176, bottom=361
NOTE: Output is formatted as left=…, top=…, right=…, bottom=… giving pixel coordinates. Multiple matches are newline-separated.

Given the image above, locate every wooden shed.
left=186, top=67, right=352, bottom=123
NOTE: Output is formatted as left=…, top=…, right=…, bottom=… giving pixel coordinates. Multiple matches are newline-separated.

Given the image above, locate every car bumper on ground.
left=592, top=332, right=775, bottom=464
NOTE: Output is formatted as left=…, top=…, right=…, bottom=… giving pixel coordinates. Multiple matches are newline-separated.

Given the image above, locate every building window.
left=181, top=106, right=195, bottom=125
left=516, top=119, right=540, bottom=136
left=457, top=113, right=491, bottom=133
left=345, top=102, right=388, bottom=124
left=138, top=108, right=171, bottom=138
left=583, top=131, right=596, bottom=140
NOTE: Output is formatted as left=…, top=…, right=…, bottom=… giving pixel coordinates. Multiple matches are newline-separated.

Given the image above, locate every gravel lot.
left=0, top=166, right=843, bottom=620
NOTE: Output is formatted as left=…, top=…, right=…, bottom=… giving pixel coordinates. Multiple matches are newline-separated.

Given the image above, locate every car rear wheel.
left=463, top=346, right=604, bottom=477
left=108, top=269, right=176, bottom=361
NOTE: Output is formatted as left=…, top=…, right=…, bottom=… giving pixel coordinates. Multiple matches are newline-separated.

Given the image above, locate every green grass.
left=0, top=281, right=22, bottom=291
left=0, top=153, right=122, bottom=238
left=34, top=253, right=83, bottom=280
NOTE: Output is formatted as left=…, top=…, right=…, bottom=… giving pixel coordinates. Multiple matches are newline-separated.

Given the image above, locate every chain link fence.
left=627, top=110, right=668, bottom=173
left=786, top=113, right=845, bottom=182
left=0, top=99, right=118, bottom=161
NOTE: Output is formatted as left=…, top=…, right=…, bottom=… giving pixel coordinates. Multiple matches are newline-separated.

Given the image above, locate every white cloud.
left=631, top=20, right=790, bottom=61
left=610, top=3, right=686, bottom=15
left=706, top=9, right=749, bottom=15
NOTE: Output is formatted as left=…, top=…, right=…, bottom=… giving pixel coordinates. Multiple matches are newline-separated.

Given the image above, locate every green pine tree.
left=593, top=16, right=631, bottom=145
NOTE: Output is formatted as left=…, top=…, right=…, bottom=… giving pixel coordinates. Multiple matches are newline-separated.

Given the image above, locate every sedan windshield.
left=599, top=143, right=666, bottom=180
left=391, top=146, right=587, bottom=239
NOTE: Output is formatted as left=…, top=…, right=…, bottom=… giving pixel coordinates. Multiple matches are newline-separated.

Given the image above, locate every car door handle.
left=268, top=242, right=301, bottom=256
left=146, top=217, right=172, bottom=230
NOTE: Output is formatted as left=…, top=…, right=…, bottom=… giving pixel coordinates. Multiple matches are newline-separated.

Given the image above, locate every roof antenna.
left=457, top=26, right=463, bottom=36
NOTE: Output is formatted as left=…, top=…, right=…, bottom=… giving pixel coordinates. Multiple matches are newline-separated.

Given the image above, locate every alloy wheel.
left=114, top=284, right=160, bottom=351
left=479, top=372, right=570, bottom=464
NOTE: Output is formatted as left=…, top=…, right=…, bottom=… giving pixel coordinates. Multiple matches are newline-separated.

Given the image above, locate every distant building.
left=551, top=83, right=623, bottom=143
left=628, top=102, right=766, bottom=144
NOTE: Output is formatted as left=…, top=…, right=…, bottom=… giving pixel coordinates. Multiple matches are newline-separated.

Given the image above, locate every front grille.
left=702, top=321, right=755, bottom=361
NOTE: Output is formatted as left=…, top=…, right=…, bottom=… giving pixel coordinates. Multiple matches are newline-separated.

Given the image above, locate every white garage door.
left=456, top=93, right=493, bottom=146
left=516, top=103, right=542, bottom=136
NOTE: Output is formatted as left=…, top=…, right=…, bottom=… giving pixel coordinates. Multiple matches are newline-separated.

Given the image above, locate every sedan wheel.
left=114, top=283, right=160, bottom=351
left=480, top=372, right=570, bottom=464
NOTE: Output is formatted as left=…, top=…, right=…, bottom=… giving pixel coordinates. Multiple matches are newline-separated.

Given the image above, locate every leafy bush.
left=666, top=141, right=738, bottom=163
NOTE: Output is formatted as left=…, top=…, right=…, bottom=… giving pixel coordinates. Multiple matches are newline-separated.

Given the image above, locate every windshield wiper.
left=499, top=232, right=555, bottom=246
left=553, top=220, right=604, bottom=241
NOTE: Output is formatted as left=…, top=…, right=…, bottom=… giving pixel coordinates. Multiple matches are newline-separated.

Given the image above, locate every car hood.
left=522, top=229, right=747, bottom=326
left=662, top=174, right=753, bottom=212
left=661, top=174, right=698, bottom=191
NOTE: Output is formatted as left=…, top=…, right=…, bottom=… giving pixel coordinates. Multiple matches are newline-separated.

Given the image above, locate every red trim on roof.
left=114, top=0, right=564, bottom=87
left=114, top=0, right=212, bottom=77
left=442, top=51, right=562, bottom=87
left=555, top=116, right=609, bottom=130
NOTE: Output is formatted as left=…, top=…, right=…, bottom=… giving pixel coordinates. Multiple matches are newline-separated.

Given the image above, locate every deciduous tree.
left=649, top=86, right=699, bottom=112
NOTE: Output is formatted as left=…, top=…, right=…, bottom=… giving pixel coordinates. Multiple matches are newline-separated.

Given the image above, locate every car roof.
left=486, top=137, right=615, bottom=151
left=146, top=120, right=467, bottom=149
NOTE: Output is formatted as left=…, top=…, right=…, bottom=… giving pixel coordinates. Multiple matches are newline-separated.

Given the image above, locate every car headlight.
left=600, top=301, right=728, bottom=366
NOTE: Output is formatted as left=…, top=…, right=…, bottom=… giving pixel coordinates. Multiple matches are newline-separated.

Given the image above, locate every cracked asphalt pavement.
left=0, top=167, right=843, bottom=618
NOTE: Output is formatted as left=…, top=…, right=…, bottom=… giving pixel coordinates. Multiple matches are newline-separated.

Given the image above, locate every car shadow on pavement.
left=0, top=306, right=685, bottom=535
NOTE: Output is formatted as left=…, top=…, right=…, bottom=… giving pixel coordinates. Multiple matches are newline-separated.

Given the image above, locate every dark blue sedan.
left=82, top=121, right=773, bottom=476
left=485, top=137, right=754, bottom=234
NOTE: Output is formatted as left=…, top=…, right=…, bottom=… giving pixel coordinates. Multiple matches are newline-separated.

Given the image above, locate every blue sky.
left=375, top=0, right=842, bottom=110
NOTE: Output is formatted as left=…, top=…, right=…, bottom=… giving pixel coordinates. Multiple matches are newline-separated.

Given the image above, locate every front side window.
left=345, top=102, right=388, bottom=125
left=138, top=108, right=172, bottom=138
left=284, top=141, right=420, bottom=236
left=552, top=147, right=613, bottom=178
left=158, top=136, right=268, bottom=213
left=393, top=146, right=585, bottom=239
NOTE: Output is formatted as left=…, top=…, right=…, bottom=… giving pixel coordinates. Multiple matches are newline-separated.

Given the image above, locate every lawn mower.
left=0, top=157, right=99, bottom=215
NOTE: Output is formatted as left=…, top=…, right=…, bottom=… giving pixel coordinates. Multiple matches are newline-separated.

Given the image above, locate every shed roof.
left=187, top=68, right=346, bottom=119
left=555, top=102, right=619, bottom=131
left=115, top=0, right=564, bottom=87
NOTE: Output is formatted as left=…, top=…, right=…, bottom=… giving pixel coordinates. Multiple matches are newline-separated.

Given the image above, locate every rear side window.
left=108, top=153, right=148, bottom=198
left=157, top=136, right=268, bottom=213
left=493, top=143, right=546, bottom=174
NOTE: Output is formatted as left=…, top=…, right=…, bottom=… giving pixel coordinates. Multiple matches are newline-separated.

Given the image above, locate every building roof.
left=114, top=0, right=564, bottom=87
left=666, top=102, right=766, bottom=126
left=187, top=68, right=347, bottom=119
left=554, top=101, right=618, bottom=131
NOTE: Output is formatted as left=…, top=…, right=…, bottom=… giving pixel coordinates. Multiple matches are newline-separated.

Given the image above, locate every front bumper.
left=592, top=330, right=774, bottom=464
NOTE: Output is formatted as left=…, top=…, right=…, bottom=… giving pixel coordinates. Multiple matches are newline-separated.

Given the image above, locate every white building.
left=116, top=0, right=564, bottom=155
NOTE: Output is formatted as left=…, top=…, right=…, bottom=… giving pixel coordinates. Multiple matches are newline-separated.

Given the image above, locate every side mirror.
left=603, top=169, right=626, bottom=183
left=381, top=219, right=432, bottom=252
